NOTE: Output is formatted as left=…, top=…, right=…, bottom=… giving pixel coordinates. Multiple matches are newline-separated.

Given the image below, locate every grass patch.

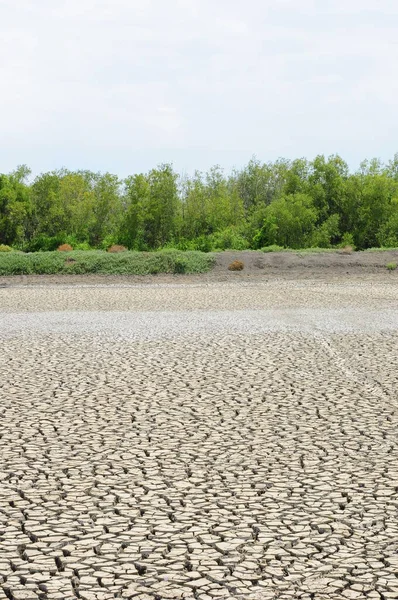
left=294, top=247, right=343, bottom=254
left=386, top=262, right=397, bottom=271
left=262, top=246, right=398, bottom=254
left=0, top=250, right=215, bottom=276
left=261, top=245, right=288, bottom=253
left=365, top=247, right=398, bottom=252
left=261, top=246, right=350, bottom=254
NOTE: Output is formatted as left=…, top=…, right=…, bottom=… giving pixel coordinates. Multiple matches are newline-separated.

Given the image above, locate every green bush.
left=254, top=193, right=318, bottom=249
left=0, top=244, right=13, bottom=252
left=209, top=227, right=250, bottom=251
left=386, top=262, right=397, bottom=271
left=173, top=237, right=213, bottom=252
left=23, top=235, right=94, bottom=252
left=74, top=242, right=93, bottom=251
left=311, top=214, right=340, bottom=248
left=339, top=232, right=356, bottom=250
left=24, top=235, right=65, bottom=252
left=99, top=234, right=121, bottom=250
left=0, top=250, right=215, bottom=276
left=63, top=236, right=94, bottom=250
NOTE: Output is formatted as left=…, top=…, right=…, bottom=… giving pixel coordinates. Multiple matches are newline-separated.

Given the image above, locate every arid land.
left=0, top=251, right=398, bottom=600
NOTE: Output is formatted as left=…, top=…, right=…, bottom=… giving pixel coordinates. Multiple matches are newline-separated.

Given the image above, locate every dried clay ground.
left=1, top=252, right=398, bottom=600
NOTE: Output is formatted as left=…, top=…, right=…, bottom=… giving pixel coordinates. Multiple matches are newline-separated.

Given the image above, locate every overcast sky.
left=1, top=0, right=397, bottom=177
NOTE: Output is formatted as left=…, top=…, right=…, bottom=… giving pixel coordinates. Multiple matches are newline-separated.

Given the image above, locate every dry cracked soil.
left=0, top=272, right=398, bottom=600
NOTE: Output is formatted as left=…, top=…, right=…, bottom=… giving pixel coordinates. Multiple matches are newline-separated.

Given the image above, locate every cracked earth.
left=1, top=278, right=398, bottom=600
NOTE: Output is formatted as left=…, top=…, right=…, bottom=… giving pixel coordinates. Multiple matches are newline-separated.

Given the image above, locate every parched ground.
left=1, top=269, right=398, bottom=600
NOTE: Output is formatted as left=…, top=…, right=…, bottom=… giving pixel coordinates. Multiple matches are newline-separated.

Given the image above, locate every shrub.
left=173, top=257, right=188, bottom=274
left=107, top=245, right=127, bottom=253
left=74, top=242, right=92, bottom=251
left=311, top=214, right=340, bottom=248
left=100, top=234, right=121, bottom=250
left=339, top=233, right=356, bottom=251
left=254, top=193, right=318, bottom=249
left=386, top=262, right=397, bottom=271
left=0, top=250, right=215, bottom=275
left=210, top=227, right=250, bottom=251
left=228, top=260, right=244, bottom=271
left=25, top=235, right=65, bottom=252
left=0, top=244, right=13, bottom=252
left=57, top=243, right=73, bottom=252
left=191, top=235, right=213, bottom=253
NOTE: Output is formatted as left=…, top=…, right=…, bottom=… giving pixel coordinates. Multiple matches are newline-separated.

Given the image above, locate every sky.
left=1, top=0, right=398, bottom=177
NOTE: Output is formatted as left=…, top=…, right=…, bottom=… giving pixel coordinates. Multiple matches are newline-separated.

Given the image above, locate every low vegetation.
left=2, top=154, right=398, bottom=254
left=386, top=262, right=397, bottom=271
left=0, top=250, right=215, bottom=276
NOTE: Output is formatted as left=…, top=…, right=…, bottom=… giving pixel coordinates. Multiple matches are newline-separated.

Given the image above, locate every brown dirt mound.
left=57, top=244, right=73, bottom=252
left=228, top=260, right=244, bottom=271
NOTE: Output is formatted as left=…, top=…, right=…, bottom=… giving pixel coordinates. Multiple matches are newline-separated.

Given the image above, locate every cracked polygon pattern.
left=1, top=304, right=398, bottom=599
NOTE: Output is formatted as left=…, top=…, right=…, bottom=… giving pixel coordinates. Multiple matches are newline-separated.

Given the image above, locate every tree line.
left=1, top=155, right=398, bottom=252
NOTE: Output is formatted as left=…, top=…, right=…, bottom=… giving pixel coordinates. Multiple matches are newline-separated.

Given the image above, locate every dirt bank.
left=1, top=249, right=397, bottom=286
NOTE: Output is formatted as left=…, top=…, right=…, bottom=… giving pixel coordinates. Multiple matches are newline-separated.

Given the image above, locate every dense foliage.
left=1, top=155, right=398, bottom=251
left=0, top=250, right=214, bottom=276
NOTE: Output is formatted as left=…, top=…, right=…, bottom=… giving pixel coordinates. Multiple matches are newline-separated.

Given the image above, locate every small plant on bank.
left=261, top=245, right=286, bottom=253
left=339, top=245, right=354, bottom=255
left=0, top=244, right=13, bottom=252
left=386, top=262, right=397, bottom=271
left=107, top=245, right=128, bottom=253
left=228, top=260, right=244, bottom=271
left=57, top=244, right=73, bottom=252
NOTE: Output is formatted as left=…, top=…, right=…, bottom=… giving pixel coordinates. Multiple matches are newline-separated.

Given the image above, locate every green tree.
left=205, top=166, right=236, bottom=233
left=311, top=214, right=340, bottom=247
left=58, top=173, right=95, bottom=241
left=90, top=173, right=122, bottom=246
left=377, top=197, right=398, bottom=247
left=120, top=165, right=178, bottom=249
left=308, top=155, right=348, bottom=219
left=180, top=171, right=209, bottom=239
left=146, top=164, right=178, bottom=247
left=0, top=167, right=32, bottom=246
left=119, top=174, right=150, bottom=249
left=350, top=161, right=397, bottom=248
left=254, top=193, right=318, bottom=249
left=31, top=170, right=64, bottom=238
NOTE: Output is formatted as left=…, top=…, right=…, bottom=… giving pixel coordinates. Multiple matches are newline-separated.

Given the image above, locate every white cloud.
left=0, top=0, right=397, bottom=175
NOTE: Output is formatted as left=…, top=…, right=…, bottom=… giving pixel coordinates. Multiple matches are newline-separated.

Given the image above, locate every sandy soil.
left=1, top=249, right=398, bottom=287
left=1, top=276, right=398, bottom=599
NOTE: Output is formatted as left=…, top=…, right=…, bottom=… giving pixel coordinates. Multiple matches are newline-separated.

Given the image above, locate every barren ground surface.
left=1, top=269, right=398, bottom=600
